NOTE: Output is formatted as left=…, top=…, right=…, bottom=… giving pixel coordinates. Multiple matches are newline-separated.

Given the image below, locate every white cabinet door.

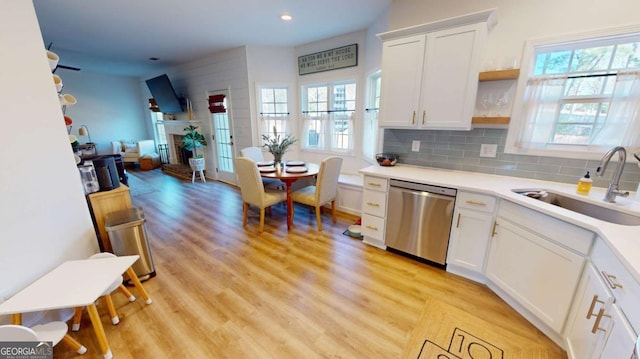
left=447, top=207, right=493, bottom=274
left=599, top=304, right=636, bottom=359
left=565, top=264, right=613, bottom=359
left=421, top=23, right=483, bottom=130
left=486, top=219, right=585, bottom=333
left=379, top=24, right=485, bottom=130
left=379, top=34, right=426, bottom=127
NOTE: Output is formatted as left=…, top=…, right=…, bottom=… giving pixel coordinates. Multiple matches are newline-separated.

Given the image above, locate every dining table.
left=0, top=255, right=152, bottom=359
left=259, top=161, right=319, bottom=229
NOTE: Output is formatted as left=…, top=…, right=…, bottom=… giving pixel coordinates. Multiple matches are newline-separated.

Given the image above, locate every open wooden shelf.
left=478, top=69, right=520, bottom=81
left=472, top=116, right=510, bottom=125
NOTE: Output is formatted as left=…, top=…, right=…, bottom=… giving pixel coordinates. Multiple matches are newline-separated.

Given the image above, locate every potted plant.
left=181, top=125, right=208, bottom=171
left=261, top=126, right=297, bottom=167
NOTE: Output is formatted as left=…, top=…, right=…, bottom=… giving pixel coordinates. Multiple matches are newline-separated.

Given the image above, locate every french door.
left=209, top=89, right=237, bottom=184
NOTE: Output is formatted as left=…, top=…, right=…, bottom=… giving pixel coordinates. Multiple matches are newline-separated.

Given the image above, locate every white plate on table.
left=259, top=166, right=276, bottom=173
left=286, top=166, right=308, bottom=173
left=256, top=160, right=274, bottom=167
left=286, top=160, right=305, bottom=166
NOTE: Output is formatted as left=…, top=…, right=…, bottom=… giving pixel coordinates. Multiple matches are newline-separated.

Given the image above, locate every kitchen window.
left=301, top=81, right=356, bottom=153
left=506, top=27, right=640, bottom=158
left=257, top=85, right=290, bottom=143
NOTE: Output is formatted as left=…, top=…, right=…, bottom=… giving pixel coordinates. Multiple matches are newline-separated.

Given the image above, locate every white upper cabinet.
left=378, top=9, right=495, bottom=130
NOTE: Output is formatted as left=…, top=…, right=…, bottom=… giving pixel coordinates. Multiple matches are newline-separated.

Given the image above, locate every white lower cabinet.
left=565, top=264, right=613, bottom=359
left=447, top=192, right=496, bottom=282
left=360, top=175, right=388, bottom=249
left=486, top=218, right=585, bottom=334
left=599, top=304, right=636, bottom=359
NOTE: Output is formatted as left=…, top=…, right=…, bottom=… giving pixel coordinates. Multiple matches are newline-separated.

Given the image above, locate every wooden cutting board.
left=403, top=298, right=567, bottom=359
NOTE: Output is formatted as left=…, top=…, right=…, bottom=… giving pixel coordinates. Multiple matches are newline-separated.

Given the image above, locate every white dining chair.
left=71, top=252, right=136, bottom=331
left=291, top=156, right=343, bottom=231
left=240, top=146, right=284, bottom=190
left=0, top=323, right=87, bottom=355
left=235, top=157, right=287, bottom=232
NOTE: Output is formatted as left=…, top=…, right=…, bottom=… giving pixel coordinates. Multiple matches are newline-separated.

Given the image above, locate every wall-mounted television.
left=145, top=74, right=184, bottom=114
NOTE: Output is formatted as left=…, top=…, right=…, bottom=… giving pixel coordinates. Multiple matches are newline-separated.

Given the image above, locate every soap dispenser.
left=576, top=171, right=592, bottom=195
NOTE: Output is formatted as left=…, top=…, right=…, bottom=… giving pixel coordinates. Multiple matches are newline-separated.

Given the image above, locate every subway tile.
left=433, top=148, right=464, bottom=157
left=538, top=157, right=588, bottom=168
left=517, top=163, right=560, bottom=173
left=495, top=168, right=537, bottom=179
left=479, top=158, right=517, bottom=170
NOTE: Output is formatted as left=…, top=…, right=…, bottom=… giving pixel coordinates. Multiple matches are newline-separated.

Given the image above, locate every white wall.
left=61, top=70, right=151, bottom=154
left=294, top=30, right=373, bottom=174
left=153, top=47, right=251, bottom=180
left=0, top=1, right=98, bottom=305
left=388, top=0, right=640, bottom=73
left=246, top=45, right=298, bottom=148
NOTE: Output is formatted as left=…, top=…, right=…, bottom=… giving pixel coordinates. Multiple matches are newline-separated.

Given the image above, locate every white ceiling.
left=33, top=0, right=392, bottom=77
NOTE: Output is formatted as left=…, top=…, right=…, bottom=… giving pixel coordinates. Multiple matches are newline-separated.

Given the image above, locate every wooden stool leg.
left=11, top=313, right=22, bottom=325
left=61, top=334, right=87, bottom=354
left=243, top=203, right=249, bottom=227
left=103, top=295, right=119, bottom=325
left=118, top=284, right=136, bottom=302
left=126, top=267, right=153, bottom=304
left=86, top=303, right=112, bottom=359
left=72, top=306, right=83, bottom=331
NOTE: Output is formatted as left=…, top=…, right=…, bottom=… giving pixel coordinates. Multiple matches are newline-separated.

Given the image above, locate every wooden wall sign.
left=298, top=44, right=358, bottom=75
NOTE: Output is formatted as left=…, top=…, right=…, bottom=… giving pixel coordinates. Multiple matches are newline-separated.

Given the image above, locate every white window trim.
left=255, top=83, right=294, bottom=150
left=505, top=23, right=640, bottom=160
left=300, top=79, right=358, bottom=155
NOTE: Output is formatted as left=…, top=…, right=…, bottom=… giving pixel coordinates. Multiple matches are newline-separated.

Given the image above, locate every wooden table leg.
left=86, top=303, right=112, bottom=359
left=286, top=182, right=293, bottom=229
left=126, top=267, right=153, bottom=305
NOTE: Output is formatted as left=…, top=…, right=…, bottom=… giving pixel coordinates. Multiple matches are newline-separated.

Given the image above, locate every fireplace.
left=161, top=121, right=203, bottom=165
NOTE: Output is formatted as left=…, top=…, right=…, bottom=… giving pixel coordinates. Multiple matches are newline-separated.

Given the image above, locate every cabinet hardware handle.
left=365, top=225, right=378, bottom=231
left=366, top=202, right=380, bottom=207
left=586, top=294, right=604, bottom=320
left=492, top=221, right=498, bottom=236
left=591, top=308, right=611, bottom=334
left=456, top=213, right=461, bottom=228
left=602, top=271, right=623, bottom=289
left=465, top=200, right=487, bottom=206
left=422, top=110, right=426, bottom=125
left=412, top=111, right=416, bottom=125
left=367, top=182, right=381, bottom=187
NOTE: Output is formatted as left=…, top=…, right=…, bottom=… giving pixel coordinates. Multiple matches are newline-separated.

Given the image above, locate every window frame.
left=300, top=79, right=357, bottom=154
left=506, top=24, right=640, bottom=160
left=256, top=84, right=292, bottom=151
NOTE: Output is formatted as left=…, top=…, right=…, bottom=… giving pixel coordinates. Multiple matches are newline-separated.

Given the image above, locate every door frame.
left=206, top=88, right=238, bottom=185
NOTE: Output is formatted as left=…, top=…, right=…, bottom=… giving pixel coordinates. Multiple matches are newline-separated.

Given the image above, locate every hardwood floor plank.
left=54, top=168, right=566, bottom=358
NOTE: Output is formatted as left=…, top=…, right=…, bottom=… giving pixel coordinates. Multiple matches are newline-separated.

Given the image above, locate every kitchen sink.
left=512, top=189, right=640, bottom=226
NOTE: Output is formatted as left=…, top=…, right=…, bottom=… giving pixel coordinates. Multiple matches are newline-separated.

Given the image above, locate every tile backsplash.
left=382, top=128, right=640, bottom=191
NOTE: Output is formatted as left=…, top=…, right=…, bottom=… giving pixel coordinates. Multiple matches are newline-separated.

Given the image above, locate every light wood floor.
left=56, top=168, right=566, bottom=358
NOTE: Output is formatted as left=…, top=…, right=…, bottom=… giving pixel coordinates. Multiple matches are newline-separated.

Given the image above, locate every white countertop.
left=360, top=164, right=640, bottom=282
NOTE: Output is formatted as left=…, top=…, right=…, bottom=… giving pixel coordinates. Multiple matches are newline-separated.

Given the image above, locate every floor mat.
left=404, top=298, right=566, bottom=359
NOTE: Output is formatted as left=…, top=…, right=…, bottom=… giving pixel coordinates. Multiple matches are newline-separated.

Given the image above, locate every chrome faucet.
left=596, top=146, right=629, bottom=203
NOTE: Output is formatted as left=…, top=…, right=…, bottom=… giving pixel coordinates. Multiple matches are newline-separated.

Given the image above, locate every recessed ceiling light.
left=281, top=13, right=292, bottom=21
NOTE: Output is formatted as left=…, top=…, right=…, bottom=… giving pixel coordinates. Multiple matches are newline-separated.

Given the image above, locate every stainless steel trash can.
left=105, top=207, right=156, bottom=281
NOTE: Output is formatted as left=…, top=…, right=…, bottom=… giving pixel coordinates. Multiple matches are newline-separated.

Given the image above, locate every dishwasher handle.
left=389, top=179, right=457, bottom=197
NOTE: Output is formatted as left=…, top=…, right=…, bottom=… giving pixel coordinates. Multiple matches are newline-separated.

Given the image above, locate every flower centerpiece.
left=261, top=126, right=297, bottom=166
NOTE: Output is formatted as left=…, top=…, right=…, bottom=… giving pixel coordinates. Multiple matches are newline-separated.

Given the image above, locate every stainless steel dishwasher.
left=384, top=179, right=457, bottom=266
